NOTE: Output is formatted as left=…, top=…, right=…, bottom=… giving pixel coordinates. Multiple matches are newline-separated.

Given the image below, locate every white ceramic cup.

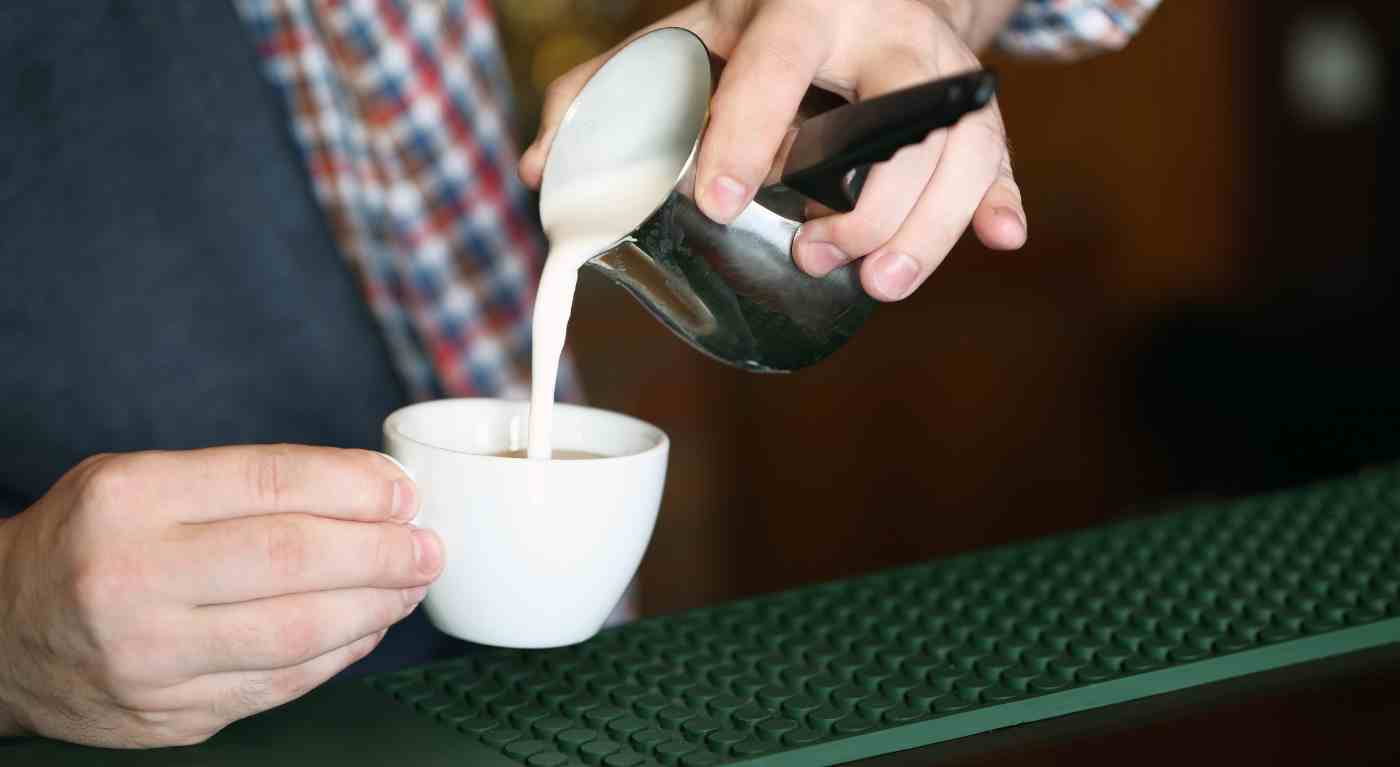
left=383, top=398, right=668, bottom=648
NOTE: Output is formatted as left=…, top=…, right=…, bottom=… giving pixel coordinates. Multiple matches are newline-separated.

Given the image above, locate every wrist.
left=0, top=518, right=27, bottom=738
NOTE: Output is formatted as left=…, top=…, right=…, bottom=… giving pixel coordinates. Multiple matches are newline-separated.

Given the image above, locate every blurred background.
left=494, top=0, right=1397, bottom=626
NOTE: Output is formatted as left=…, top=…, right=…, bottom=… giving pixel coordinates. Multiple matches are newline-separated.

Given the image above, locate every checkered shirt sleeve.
left=999, top=0, right=1162, bottom=58
left=234, top=0, right=581, bottom=405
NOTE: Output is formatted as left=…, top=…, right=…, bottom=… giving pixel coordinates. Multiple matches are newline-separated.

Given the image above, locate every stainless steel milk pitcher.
left=540, top=27, right=997, bottom=372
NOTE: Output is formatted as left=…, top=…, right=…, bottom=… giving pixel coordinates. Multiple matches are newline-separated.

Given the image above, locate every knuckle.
left=891, top=46, right=936, bottom=79
left=234, top=674, right=279, bottom=714
left=884, top=2, right=943, bottom=61
left=109, top=682, right=166, bottom=713
left=77, top=455, right=138, bottom=511
left=69, top=571, right=111, bottom=642
left=70, top=558, right=112, bottom=611
left=835, top=214, right=895, bottom=254
left=104, top=644, right=143, bottom=685
left=96, top=637, right=157, bottom=692
left=374, top=527, right=415, bottom=582
left=246, top=445, right=293, bottom=510
left=70, top=554, right=146, bottom=624
left=259, top=517, right=310, bottom=579
left=380, top=588, right=409, bottom=625
left=70, top=452, right=113, bottom=479
left=273, top=615, right=323, bottom=663
left=381, top=607, right=405, bottom=633
left=270, top=664, right=318, bottom=703
left=125, top=706, right=175, bottom=731
left=749, top=26, right=825, bottom=82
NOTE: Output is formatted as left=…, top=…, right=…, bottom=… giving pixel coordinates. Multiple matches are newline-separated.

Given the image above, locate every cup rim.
left=383, top=397, right=669, bottom=463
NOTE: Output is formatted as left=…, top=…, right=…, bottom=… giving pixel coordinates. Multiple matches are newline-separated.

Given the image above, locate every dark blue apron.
left=0, top=0, right=469, bottom=674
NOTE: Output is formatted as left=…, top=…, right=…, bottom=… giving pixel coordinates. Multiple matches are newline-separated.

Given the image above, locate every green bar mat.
left=367, top=465, right=1400, bottom=767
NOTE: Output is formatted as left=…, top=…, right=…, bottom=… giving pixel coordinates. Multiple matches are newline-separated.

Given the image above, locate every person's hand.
left=520, top=0, right=1027, bottom=303
left=0, top=445, right=442, bottom=748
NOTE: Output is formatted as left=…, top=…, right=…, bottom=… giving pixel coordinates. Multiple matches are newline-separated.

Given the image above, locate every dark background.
left=494, top=3, right=1400, bottom=761
left=497, top=0, right=1398, bottom=618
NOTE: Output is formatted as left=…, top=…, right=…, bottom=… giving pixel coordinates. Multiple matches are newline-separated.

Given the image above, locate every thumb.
left=971, top=146, right=1027, bottom=251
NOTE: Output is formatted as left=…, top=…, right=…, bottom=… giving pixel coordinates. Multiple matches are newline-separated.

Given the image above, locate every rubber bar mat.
left=367, top=465, right=1400, bottom=766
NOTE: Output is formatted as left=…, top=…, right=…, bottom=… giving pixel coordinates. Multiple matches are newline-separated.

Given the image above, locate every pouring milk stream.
left=527, top=158, right=684, bottom=458
left=524, top=29, right=710, bottom=459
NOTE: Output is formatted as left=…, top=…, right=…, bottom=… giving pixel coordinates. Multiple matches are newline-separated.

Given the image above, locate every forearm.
left=925, top=0, right=1026, bottom=52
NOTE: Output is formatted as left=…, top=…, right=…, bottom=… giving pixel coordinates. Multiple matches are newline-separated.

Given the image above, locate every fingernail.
left=412, top=529, right=443, bottom=576
left=796, top=241, right=849, bottom=277
left=869, top=252, right=921, bottom=301
left=702, top=175, right=748, bottom=223
left=402, top=585, right=428, bottom=608
left=995, top=205, right=1027, bottom=234
left=389, top=479, right=418, bottom=522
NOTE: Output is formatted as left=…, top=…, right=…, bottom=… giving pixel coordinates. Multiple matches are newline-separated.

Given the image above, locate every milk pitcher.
left=540, top=27, right=997, bottom=372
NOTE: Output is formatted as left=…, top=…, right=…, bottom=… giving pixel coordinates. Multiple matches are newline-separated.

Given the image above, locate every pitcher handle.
left=778, top=69, right=998, bottom=213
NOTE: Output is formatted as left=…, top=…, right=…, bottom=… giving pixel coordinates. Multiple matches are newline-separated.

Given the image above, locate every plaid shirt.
left=234, top=0, right=579, bottom=406
left=1001, top=0, right=1162, bottom=57
left=234, top=0, right=1154, bottom=406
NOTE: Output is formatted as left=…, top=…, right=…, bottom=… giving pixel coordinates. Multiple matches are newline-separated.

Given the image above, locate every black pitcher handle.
left=779, top=69, right=998, bottom=213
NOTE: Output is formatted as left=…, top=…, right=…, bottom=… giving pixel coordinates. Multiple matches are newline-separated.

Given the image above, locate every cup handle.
left=778, top=69, right=998, bottom=213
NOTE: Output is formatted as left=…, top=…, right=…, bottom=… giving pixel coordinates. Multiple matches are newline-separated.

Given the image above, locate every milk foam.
left=527, top=158, right=683, bottom=459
